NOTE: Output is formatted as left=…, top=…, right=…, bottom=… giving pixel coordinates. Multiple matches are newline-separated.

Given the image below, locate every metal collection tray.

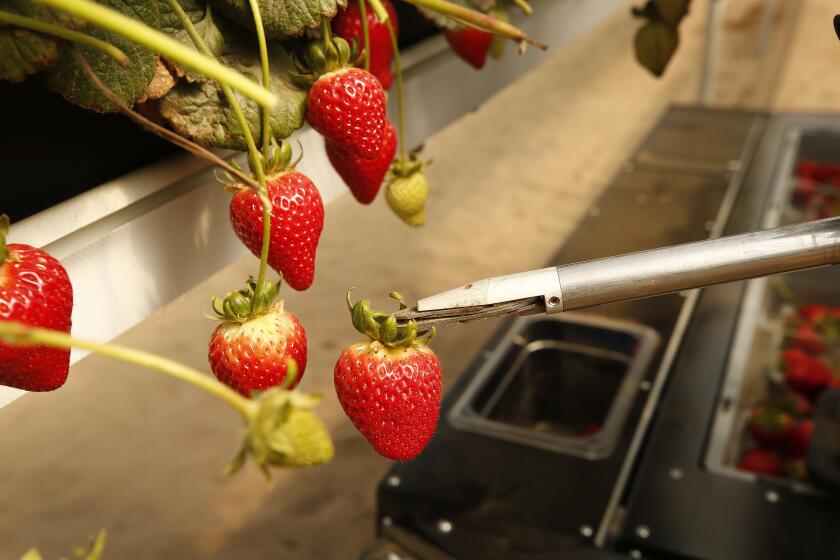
left=448, top=313, right=659, bottom=460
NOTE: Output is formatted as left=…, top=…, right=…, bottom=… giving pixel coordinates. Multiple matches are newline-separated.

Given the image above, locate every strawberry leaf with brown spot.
left=0, top=1, right=74, bottom=82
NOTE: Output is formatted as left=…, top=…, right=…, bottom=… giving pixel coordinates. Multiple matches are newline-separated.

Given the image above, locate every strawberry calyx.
left=389, top=154, right=425, bottom=179
left=346, top=289, right=436, bottom=349
left=211, top=276, right=283, bottom=322
left=0, top=214, right=10, bottom=264
left=290, top=36, right=356, bottom=88
left=227, top=358, right=335, bottom=477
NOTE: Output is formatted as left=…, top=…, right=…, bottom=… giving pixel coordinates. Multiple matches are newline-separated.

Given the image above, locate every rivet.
left=635, top=525, right=651, bottom=539
left=669, top=468, right=684, bottom=480
left=387, top=475, right=401, bottom=487
left=437, top=519, right=453, bottom=534
left=765, top=490, right=780, bottom=503
left=381, top=516, right=393, bottom=526
left=580, top=525, right=593, bottom=538
left=629, top=550, right=643, bottom=559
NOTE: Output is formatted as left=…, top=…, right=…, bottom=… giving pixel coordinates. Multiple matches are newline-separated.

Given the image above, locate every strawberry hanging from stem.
left=228, top=141, right=325, bottom=291
left=335, top=290, right=442, bottom=461
left=293, top=20, right=387, bottom=159
left=0, top=214, right=73, bottom=392
left=332, top=0, right=399, bottom=89
left=208, top=276, right=308, bottom=397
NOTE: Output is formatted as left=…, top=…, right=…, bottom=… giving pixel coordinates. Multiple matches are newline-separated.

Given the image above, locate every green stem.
left=0, top=214, right=9, bottom=263
left=163, top=0, right=265, bottom=184
left=509, top=0, right=533, bottom=16
left=386, top=19, right=407, bottom=162
left=244, top=0, right=274, bottom=286
left=400, top=0, right=547, bottom=50
left=0, top=321, right=256, bottom=419
left=247, top=0, right=272, bottom=160
left=33, top=0, right=277, bottom=107
left=0, top=10, right=129, bottom=66
left=357, top=0, right=370, bottom=71
left=366, top=0, right=390, bottom=23
left=321, top=15, right=332, bottom=44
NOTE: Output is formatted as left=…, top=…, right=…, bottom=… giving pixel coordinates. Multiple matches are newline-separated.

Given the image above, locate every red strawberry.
left=208, top=279, right=307, bottom=397
left=783, top=419, right=814, bottom=458
left=799, top=304, right=828, bottom=324
left=795, top=160, right=818, bottom=179
left=334, top=292, right=442, bottom=460
left=0, top=215, right=73, bottom=391
left=327, top=120, right=397, bottom=204
left=738, top=448, right=783, bottom=477
left=784, top=351, right=832, bottom=394
left=793, top=178, right=818, bottom=207
left=444, top=27, right=493, bottom=70
left=229, top=166, right=324, bottom=292
left=332, top=0, right=399, bottom=89
left=790, top=322, right=826, bottom=354
left=748, top=405, right=793, bottom=446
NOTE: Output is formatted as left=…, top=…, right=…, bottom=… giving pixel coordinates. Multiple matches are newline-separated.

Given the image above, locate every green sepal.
left=0, top=214, right=9, bottom=263
left=380, top=315, right=398, bottom=344
left=352, top=299, right=381, bottom=340
left=346, top=290, right=434, bottom=349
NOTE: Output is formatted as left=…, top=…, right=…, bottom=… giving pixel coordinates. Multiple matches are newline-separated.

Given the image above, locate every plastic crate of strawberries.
left=737, top=302, right=840, bottom=481
left=791, top=159, right=840, bottom=220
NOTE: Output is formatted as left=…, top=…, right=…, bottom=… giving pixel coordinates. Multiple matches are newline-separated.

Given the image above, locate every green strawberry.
left=386, top=161, right=428, bottom=227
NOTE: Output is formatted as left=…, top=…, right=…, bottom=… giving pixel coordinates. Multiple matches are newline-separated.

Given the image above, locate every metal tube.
left=557, top=217, right=840, bottom=311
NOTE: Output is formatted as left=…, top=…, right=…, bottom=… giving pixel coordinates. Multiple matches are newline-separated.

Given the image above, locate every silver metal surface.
left=417, top=267, right=560, bottom=311
left=556, top=217, right=840, bottom=311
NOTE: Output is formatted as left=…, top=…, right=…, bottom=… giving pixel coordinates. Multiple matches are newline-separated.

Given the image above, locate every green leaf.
left=209, top=0, right=348, bottom=39
left=47, top=0, right=160, bottom=112
left=158, top=46, right=306, bottom=149
left=417, top=0, right=495, bottom=30
left=0, top=1, right=66, bottom=81
left=158, top=0, right=224, bottom=56
left=634, top=19, right=678, bottom=78
left=654, top=0, right=690, bottom=26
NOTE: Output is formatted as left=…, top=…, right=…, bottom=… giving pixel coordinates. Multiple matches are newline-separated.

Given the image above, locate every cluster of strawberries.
left=737, top=303, right=840, bottom=480
left=792, top=159, right=840, bottom=221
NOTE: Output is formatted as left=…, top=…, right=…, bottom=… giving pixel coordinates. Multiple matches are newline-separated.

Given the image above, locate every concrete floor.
left=3, top=0, right=840, bottom=558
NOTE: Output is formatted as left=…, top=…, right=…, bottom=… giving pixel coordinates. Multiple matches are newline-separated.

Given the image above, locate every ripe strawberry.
left=748, top=405, right=793, bottom=446
left=385, top=159, right=428, bottom=227
left=445, top=27, right=493, bottom=70
left=334, top=292, right=442, bottom=460
left=208, top=279, right=307, bottom=397
left=327, top=120, right=397, bottom=204
left=782, top=419, right=814, bottom=458
left=0, top=215, right=73, bottom=391
left=783, top=349, right=832, bottom=394
left=332, top=0, right=399, bottom=89
left=789, top=322, right=826, bottom=354
left=294, top=37, right=386, bottom=159
left=229, top=147, right=324, bottom=291
left=799, top=304, right=828, bottom=324
left=738, top=448, right=783, bottom=477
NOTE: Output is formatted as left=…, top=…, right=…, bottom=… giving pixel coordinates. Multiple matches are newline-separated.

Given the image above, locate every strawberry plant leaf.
left=634, top=19, right=678, bottom=77
left=47, top=0, right=160, bottom=112
left=209, top=0, right=348, bottom=39
left=158, top=0, right=224, bottom=56
left=654, top=0, right=690, bottom=26
left=416, top=0, right=495, bottom=30
left=158, top=47, right=306, bottom=149
left=0, top=1, right=69, bottom=82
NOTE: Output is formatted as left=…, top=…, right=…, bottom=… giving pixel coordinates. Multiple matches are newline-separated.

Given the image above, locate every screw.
left=765, top=490, right=780, bottom=503
left=669, top=468, right=684, bottom=480
left=437, top=519, right=453, bottom=534
left=386, top=475, right=401, bottom=487
left=579, top=525, right=593, bottom=538
left=381, top=516, right=393, bottom=527
left=547, top=296, right=561, bottom=307
left=635, top=525, right=650, bottom=539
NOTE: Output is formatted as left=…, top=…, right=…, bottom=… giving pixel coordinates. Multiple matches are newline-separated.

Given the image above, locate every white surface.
left=0, top=0, right=630, bottom=408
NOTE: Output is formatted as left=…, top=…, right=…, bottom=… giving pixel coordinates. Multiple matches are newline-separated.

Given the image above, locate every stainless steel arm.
left=555, top=216, right=840, bottom=311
